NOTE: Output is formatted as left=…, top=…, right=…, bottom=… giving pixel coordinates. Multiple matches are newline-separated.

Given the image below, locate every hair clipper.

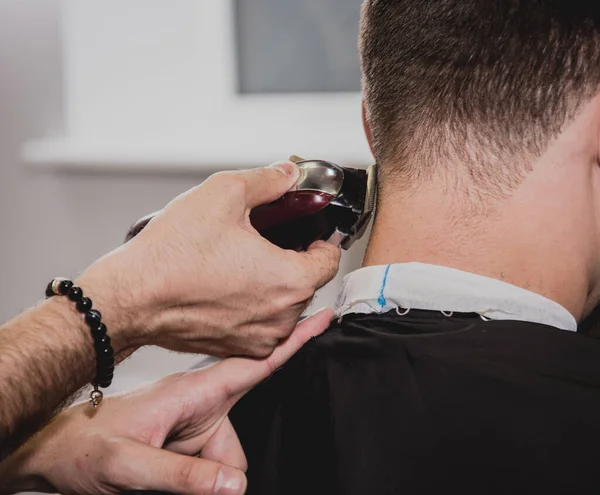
left=125, top=156, right=377, bottom=251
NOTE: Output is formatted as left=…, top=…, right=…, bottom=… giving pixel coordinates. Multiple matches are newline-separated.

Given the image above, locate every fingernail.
left=215, top=467, right=247, bottom=495
left=269, top=161, right=298, bottom=178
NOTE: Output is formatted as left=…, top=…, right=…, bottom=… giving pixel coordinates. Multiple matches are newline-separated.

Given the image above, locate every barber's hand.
left=77, top=162, right=341, bottom=359
left=0, top=309, right=333, bottom=495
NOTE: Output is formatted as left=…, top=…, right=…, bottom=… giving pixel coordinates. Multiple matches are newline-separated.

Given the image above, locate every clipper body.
left=125, top=157, right=377, bottom=252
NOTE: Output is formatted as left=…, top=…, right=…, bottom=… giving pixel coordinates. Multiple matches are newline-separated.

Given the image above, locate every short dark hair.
left=360, top=0, right=600, bottom=195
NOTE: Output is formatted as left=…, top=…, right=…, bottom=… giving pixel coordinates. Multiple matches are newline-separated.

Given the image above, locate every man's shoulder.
left=232, top=310, right=600, bottom=422
left=231, top=313, right=600, bottom=494
left=286, top=312, right=600, bottom=393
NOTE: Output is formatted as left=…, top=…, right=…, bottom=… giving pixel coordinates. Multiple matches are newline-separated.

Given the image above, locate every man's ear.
left=362, top=101, right=376, bottom=156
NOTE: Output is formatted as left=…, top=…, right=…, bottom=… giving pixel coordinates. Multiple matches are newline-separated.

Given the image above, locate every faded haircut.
left=360, top=0, right=600, bottom=195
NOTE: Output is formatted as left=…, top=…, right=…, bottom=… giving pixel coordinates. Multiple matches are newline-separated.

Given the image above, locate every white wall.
left=0, top=0, right=365, bottom=393
left=25, top=0, right=371, bottom=169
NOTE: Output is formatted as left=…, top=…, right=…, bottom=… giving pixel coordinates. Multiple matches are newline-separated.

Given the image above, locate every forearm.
left=0, top=277, right=135, bottom=461
left=0, top=297, right=96, bottom=460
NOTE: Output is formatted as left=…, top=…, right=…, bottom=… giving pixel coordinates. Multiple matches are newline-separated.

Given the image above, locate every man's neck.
left=362, top=181, right=594, bottom=322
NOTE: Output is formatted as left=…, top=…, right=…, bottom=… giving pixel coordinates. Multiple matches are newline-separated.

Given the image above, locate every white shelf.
left=22, top=139, right=373, bottom=172
left=22, top=140, right=261, bottom=172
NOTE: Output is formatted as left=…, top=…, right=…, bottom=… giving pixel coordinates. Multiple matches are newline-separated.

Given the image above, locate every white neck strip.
left=334, top=263, right=577, bottom=332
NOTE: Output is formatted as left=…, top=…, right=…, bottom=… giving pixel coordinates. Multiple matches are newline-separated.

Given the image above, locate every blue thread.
left=377, top=265, right=392, bottom=307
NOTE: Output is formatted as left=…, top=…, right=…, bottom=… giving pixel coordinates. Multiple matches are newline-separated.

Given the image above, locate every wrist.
left=74, top=264, right=143, bottom=359
left=41, top=297, right=97, bottom=378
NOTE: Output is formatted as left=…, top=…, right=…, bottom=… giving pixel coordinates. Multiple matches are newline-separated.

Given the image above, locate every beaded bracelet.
left=45, top=278, right=115, bottom=408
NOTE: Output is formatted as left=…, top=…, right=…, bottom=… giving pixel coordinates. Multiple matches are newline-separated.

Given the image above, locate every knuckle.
left=298, top=284, right=316, bottom=302
left=252, top=348, right=272, bottom=359
left=291, top=275, right=317, bottom=300
left=209, top=172, right=246, bottom=198
left=204, top=171, right=230, bottom=190
left=227, top=176, right=248, bottom=199
left=269, top=295, right=301, bottom=317
left=274, top=323, right=294, bottom=339
left=206, top=171, right=246, bottom=197
left=252, top=338, right=279, bottom=358
left=272, top=286, right=312, bottom=312
left=203, top=172, right=251, bottom=211
left=270, top=293, right=293, bottom=313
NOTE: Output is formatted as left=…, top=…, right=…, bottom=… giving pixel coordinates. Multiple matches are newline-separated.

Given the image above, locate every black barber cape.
left=229, top=310, right=600, bottom=495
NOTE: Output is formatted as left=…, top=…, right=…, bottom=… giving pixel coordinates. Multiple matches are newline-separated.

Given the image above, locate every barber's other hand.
left=0, top=310, right=333, bottom=495
left=77, top=162, right=341, bottom=358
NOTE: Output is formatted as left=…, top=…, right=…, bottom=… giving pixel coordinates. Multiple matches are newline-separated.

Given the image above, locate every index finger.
left=206, top=308, right=333, bottom=401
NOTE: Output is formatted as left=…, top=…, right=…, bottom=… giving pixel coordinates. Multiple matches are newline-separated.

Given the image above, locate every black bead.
left=97, top=356, right=114, bottom=369
left=76, top=297, right=92, bottom=313
left=45, top=283, right=55, bottom=298
left=97, top=364, right=115, bottom=381
left=85, top=310, right=102, bottom=330
left=46, top=277, right=116, bottom=391
left=98, top=368, right=114, bottom=380
left=96, top=370, right=115, bottom=388
left=58, top=280, right=73, bottom=295
left=97, top=370, right=114, bottom=383
left=97, top=345, right=114, bottom=362
left=100, top=359, right=115, bottom=373
left=98, top=380, right=113, bottom=389
left=94, top=334, right=111, bottom=348
left=98, top=365, right=115, bottom=378
left=98, top=357, right=115, bottom=371
left=68, top=286, right=83, bottom=302
left=91, top=323, right=107, bottom=341
left=97, top=361, right=114, bottom=374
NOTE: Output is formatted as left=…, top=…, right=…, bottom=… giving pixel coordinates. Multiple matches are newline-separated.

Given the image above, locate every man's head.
left=360, top=0, right=600, bottom=197
left=358, top=1, right=600, bottom=320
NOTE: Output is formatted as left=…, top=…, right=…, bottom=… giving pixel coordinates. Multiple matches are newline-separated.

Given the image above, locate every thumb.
left=117, top=440, right=247, bottom=495
left=241, top=162, right=300, bottom=208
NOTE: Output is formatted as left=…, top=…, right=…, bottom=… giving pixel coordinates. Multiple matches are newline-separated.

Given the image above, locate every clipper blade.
left=365, top=164, right=377, bottom=214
